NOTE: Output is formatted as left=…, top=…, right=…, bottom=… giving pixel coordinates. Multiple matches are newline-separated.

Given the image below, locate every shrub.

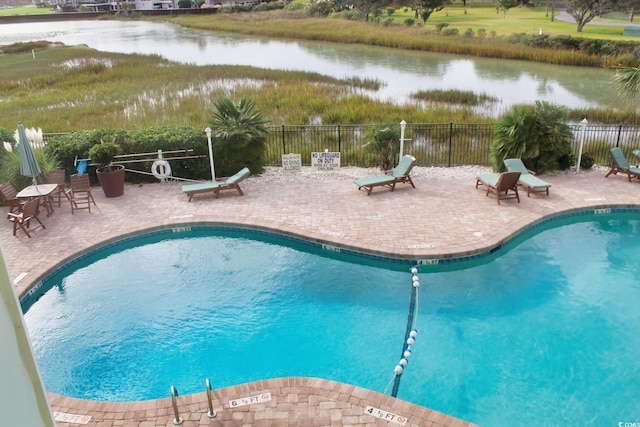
left=0, top=148, right=59, bottom=189
left=464, top=28, right=474, bottom=38
left=442, top=28, right=459, bottom=37
left=209, top=97, right=269, bottom=176
left=435, top=22, right=449, bottom=32
left=404, top=17, right=415, bottom=26
left=477, top=28, right=487, bottom=39
left=45, top=127, right=210, bottom=183
left=88, top=142, right=120, bottom=171
left=549, top=35, right=580, bottom=50
left=362, top=123, right=400, bottom=171
left=254, top=1, right=285, bottom=11
left=284, top=1, right=305, bottom=11
left=308, top=1, right=333, bottom=16
left=0, top=127, right=14, bottom=149
left=580, top=152, right=595, bottom=169
left=44, top=129, right=118, bottom=177
left=490, top=101, right=573, bottom=174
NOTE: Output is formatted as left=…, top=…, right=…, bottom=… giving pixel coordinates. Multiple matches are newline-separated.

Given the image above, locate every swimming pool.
left=22, top=212, right=640, bottom=427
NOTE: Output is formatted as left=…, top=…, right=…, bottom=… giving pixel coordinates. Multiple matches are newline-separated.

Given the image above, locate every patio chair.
left=67, top=173, right=97, bottom=214
left=7, top=197, right=45, bottom=238
left=46, top=168, right=69, bottom=207
left=475, top=171, right=521, bottom=205
left=0, top=181, right=23, bottom=215
left=354, top=155, right=417, bottom=196
left=503, top=158, right=551, bottom=197
left=605, top=147, right=640, bottom=182
left=182, top=167, right=251, bottom=202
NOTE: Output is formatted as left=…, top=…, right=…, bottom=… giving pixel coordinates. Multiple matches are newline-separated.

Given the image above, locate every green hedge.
left=44, top=127, right=213, bottom=183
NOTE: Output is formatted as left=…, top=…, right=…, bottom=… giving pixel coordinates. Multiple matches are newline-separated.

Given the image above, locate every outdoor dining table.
left=16, top=183, right=58, bottom=217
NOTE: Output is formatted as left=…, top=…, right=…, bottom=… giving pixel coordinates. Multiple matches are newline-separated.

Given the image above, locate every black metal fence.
left=43, top=123, right=640, bottom=168
left=264, top=122, right=640, bottom=167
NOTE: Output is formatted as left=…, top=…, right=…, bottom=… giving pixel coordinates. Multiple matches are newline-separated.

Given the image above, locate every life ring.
left=151, top=159, right=172, bottom=180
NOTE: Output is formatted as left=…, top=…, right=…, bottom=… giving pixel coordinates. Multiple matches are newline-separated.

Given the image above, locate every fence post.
left=576, top=118, right=588, bottom=173
left=281, top=125, right=286, bottom=157
left=616, top=124, right=623, bottom=148
left=448, top=122, right=453, bottom=167
left=337, top=124, right=341, bottom=154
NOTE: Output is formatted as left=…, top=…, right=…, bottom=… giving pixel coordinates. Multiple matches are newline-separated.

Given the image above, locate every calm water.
left=22, top=214, right=640, bottom=427
left=0, top=20, right=621, bottom=112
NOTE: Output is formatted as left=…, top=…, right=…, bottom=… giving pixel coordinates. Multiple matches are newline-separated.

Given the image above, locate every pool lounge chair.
left=354, top=155, right=416, bottom=196
left=503, top=158, right=551, bottom=197
left=182, top=167, right=250, bottom=202
left=605, top=147, right=640, bottom=182
left=475, top=171, right=521, bottom=205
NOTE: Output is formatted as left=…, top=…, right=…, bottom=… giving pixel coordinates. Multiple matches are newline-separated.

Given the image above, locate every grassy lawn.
left=385, top=5, right=634, bottom=40
left=0, top=5, right=53, bottom=16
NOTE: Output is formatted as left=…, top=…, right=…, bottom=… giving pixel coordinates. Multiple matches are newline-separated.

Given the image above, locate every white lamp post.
left=205, top=127, right=216, bottom=181
left=576, top=118, right=588, bottom=174
left=399, top=120, right=407, bottom=161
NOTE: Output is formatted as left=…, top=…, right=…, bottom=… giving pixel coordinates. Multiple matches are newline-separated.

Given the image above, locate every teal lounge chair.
left=606, top=147, right=640, bottom=182
left=354, top=155, right=417, bottom=195
left=503, top=158, right=551, bottom=197
left=475, top=171, right=521, bottom=205
left=182, top=167, right=251, bottom=202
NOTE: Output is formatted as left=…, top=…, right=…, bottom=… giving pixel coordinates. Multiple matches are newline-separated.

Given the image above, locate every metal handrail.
left=205, top=379, right=217, bottom=418
left=170, top=385, right=183, bottom=425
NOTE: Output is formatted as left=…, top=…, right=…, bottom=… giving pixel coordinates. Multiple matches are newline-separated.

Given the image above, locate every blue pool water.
left=22, top=213, right=640, bottom=427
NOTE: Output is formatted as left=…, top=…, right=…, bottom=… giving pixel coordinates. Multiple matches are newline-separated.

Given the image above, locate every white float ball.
left=394, top=365, right=403, bottom=375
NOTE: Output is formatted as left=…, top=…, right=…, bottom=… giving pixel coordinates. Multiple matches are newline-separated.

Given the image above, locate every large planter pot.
left=96, top=165, right=125, bottom=198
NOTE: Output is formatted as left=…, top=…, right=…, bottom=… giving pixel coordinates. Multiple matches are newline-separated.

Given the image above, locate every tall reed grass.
left=162, top=12, right=621, bottom=68
left=0, top=42, right=634, bottom=135
left=0, top=44, right=494, bottom=132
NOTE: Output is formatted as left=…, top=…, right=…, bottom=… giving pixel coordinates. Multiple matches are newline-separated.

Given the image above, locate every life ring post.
left=151, top=150, right=173, bottom=182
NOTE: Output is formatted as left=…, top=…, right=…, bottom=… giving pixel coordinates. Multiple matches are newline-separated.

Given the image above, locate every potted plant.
left=89, top=141, right=125, bottom=198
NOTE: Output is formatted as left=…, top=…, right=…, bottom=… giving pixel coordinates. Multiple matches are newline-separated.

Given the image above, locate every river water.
left=0, top=19, right=622, bottom=113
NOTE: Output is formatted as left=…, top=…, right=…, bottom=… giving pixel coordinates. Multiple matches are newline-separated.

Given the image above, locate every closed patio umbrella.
left=17, top=122, right=42, bottom=188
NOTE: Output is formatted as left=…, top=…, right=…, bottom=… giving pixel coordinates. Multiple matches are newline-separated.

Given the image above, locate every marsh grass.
left=161, top=7, right=635, bottom=67
left=0, top=44, right=492, bottom=132
left=411, top=89, right=498, bottom=106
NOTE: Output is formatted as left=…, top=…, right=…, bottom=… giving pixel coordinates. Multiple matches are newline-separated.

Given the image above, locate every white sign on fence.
left=282, top=153, right=302, bottom=173
left=311, top=151, right=340, bottom=171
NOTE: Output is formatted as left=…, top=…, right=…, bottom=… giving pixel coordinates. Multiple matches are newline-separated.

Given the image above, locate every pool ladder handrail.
left=170, top=385, right=183, bottom=425
left=205, top=378, right=217, bottom=418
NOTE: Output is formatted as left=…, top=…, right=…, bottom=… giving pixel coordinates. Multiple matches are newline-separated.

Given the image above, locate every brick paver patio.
left=2, top=166, right=638, bottom=427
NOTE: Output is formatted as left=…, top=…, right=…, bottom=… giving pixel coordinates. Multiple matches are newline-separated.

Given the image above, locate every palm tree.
left=613, top=66, right=640, bottom=105
left=210, top=97, right=269, bottom=176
